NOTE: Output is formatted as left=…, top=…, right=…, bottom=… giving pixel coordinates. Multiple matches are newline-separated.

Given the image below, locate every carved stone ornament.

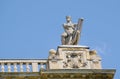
left=61, top=16, right=84, bottom=45
left=63, top=52, right=87, bottom=68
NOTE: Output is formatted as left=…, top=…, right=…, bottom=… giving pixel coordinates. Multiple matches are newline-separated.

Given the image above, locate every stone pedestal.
left=48, top=45, right=102, bottom=69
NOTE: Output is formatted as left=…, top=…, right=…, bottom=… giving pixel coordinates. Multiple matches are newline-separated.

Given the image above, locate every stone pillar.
left=1, top=63, right=4, bottom=72
left=20, top=63, right=23, bottom=72
left=14, top=63, right=17, bottom=72
left=32, top=63, right=38, bottom=72
left=26, top=63, right=30, bottom=72
left=7, top=63, right=11, bottom=72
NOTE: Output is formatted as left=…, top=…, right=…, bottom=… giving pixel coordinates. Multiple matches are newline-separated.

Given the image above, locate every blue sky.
left=0, top=0, right=119, bottom=78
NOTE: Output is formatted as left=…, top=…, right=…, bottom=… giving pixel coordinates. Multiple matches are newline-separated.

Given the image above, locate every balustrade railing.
left=0, top=59, right=48, bottom=72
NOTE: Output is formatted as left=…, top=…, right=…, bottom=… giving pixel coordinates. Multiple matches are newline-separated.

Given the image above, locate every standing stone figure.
left=61, top=16, right=84, bottom=45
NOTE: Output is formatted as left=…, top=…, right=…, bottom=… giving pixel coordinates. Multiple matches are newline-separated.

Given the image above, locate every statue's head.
left=66, top=16, right=71, bottom=22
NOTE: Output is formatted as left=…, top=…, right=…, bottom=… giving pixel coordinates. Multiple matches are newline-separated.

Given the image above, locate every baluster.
left=1, top=63, right=4, bottom=72
left=26, top=63, right=30, bottom=72
left=20, top=63, right=23, bottom=72
left=8, top=63, right=11, bottom=72
left=14, top=63, right=17, bottom=72
left=40, top=63, right=44, bottom=69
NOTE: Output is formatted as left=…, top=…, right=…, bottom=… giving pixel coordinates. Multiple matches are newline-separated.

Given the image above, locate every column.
left=14, top=63, right=17, bottom=72
left=8, top=63, right=11, bottom=72
left=1, top=63, right=4, bottom=72
left=20, top=63, right=23, bottom=72
left=32, top=63, right=38, bottom=72
left=26, top=63, right=30, bottom=72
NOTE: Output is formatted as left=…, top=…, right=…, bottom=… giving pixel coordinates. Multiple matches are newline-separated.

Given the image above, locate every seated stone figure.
left=61, top=16, right=83, bottom=45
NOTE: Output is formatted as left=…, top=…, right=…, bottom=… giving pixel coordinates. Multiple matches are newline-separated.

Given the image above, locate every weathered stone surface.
left=61, top=16, right=84, bottom=45
left=48, top=45, right=102, bottom=69
left=0, top=69, right=116, bottom=79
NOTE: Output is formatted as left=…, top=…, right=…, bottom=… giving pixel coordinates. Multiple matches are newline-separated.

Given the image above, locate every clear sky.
left=0, top=0, right=119, bottom=78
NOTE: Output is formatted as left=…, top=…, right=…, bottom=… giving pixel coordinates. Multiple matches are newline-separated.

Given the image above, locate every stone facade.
left=0, top=16, right=116, bottom=79
left=48, top=45, right=101, bottom=69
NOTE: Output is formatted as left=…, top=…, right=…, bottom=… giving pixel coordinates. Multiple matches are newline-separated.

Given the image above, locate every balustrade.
left=0, top=59, right=48, bottom=72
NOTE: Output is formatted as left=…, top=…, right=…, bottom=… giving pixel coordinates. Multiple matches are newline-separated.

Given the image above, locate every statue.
left=61, top=16, right=84, bottom=45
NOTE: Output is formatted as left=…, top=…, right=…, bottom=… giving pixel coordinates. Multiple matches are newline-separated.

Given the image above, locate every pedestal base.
left=48, top=45, right=102, bottom=69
